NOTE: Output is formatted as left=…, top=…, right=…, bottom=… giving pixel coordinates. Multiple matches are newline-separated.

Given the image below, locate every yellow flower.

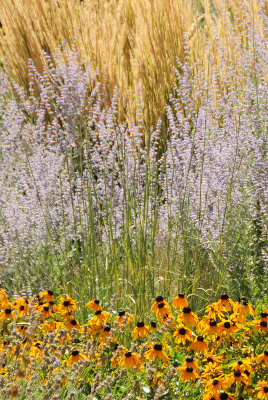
left=180, top=356, right=199, bottom=372
left=28, top=341, right=43, bottom=358
left=90, top=310, right=111, bottom=326
left=66, top=317, right=80, bottom=330
left=37, top=303, right=54, bottom=319
left=66, top=350, right=87, bottom=367
left=205, top=376, right=230, bottom=395
left=215, top=294, right=235, bottom=313
left=156, top=302, right=173, bottom=321
left=218, top=319, right=240, bottom=339
left=39, top=290, right=54, bottom=303
left=0, top=307, right=15, bottom=321
left=58, top=296, right=77, bottom=316
left=178, top=365, right=198, bottom=382
left=0, top=289, right=10, bottom=309
left=119, top=351, right=141, bottom=369
left=145, top=343, right=168, bottom=364
left=172, top=294, right=188, bottom=310
left=197, top=316, right=218, bottom=337
left=227, top=369, right=250, bottom=386
left=188, top=335, right=209, bottom=355
left=260, top=310, right=268, bottom=322
left=233, top=298, right=254, bottom=320
left=117, top=311, right=133, bottom=326
left=86, top=299, right=102, bottom=311
left=151, top=296, right=171, bottom=314
left=173, top=324, right=192, bottom=345
left=177, top=307, right=199, bottom=327
left=256, top=350, right=268, bottom=367
left=12, top=298, right=29, bottom=318
left=150, top=321, right=157, bottom=331
left=256, top=381, right=268, bottom=399
left=132, top=321, right=149, bottom=339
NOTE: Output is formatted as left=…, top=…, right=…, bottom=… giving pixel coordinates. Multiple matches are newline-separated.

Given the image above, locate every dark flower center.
left=221, top=294, right=229, bottom=300
left=244, top=370, right=250, bottom=376
left=103, top=326, right=111, bottom=332
left=47, top=290, right=53, bottom=296
left=261, top=312, right=268, bottom=318
left=264, top=350, right=268, bottom=356
left=38, top=301, right=44, bottom=306
left=197, top=336, right=204, bottom=342
left=94, top=299, right=100, bottom=304
left=207, top=357, right=213, bottom=363
left=186, top=366, right=193, bottom=373
left=20, top=306, right=25, bottom=311
left=151, top=321, right=156, bottom=328
left=179, top=328, right=186, bottom=335
left=137, top=321, right=144, bottom=327
left=260, top=321, right=267, bottom=327
left=209, top=319, right=217, bottom=326
left=125, top=352, right=132, bottom=358
left=35, top=343, right=41, bottom=348
left=220, top=394, right=228, bottom=400
left=5, top=308, right=11, bottom=314
left=183, top=307, right=191, bottom=314
left=186, top=357, right=193, bottom=363
left=224, top=322, right=231, bottom=329
left=158, top=302, right=165, bottom=309
left=70, top=319, right=77, bottom=325
left=118, top=311, right=125, bottom=317
left=154, top=344, right=163, bottom=351
left=63, top=301, right=70, bottom=307
left=238, top=361, right=243, bottom=365
left=156, top=296, right=164, bottom=302
left=44, top=306, right=49, bottom=312
left=72, top=350, right=79, bottom=356
left=212, top=379, right=219, bottom=386
left=95, top=310, right=102, bottom=315
left=264, top=387, right=268, bottom=393
left=234, top=370, right=241, bottom=377
left=49, top=301, right=55, bottom=306
left=242, top=300, right=248, bottom=306
left=178, top=294, right=185, bottom=298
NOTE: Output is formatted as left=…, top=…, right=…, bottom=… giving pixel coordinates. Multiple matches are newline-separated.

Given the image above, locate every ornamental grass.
left=0, top=288, right=267, bottom=399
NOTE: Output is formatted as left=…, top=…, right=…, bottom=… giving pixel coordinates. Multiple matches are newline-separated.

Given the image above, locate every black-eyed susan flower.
left=178, top=365, right=198, bottom=382
left=234, top=299, right=254, bottom=319
left=198, top=316, right=218, bottom=337
left=216, top=294, right=235, bottom=313
left=37, top=303, right=54, bottom=319
left=150, top=321, right=157, bottom=331
left=29, top=341, right=42, bottom=358
left=256, top=350, right=268, bottom=367
left=188, top=335, right=209, bottom=355
left=98, top=325, right=113, bottom=344
left=66, top=317, right=80, bottom=330
left=0, top=289, right=10, bottom=309
left=145, top=343, right=168, bottom=364
left=90, top=310, right=111, bottom=326
left=251, top=320, right=268, bottom=333
left=218, top=319, right=240, bottom=339
left=117, top=310, right=133, bottom=326
left=205, top=376, right=230, bottom=395
left=58, top=296, right=77, bottom=316
left=227, top=369, right=250, bottom=386
left=39, top=290, right=54, bottom=303
left=156, top=302, right=172, bottom=321
left=13, top=298, right=29, bottom=318
left=181, top=356, right=198, bottom=371
left=260, top=311, right=268, bottom=322
left=173, top=324, right=192, bottom=345
left=66, top=350, right=87, bottom=367
left=256, top=381, right=268, bottom=399
left=151, top=296, right=171, bottom=314
left=86, top=299, right=102, bottom=311
left=172, top=293, right=188, bottom=310
left=177, top=307, right=199, bottom=327
left=132, top=321, right=149, bottom=339
left=0, top=307, right=15, bottom=321
left=119, top=351, right=141, bottom=369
